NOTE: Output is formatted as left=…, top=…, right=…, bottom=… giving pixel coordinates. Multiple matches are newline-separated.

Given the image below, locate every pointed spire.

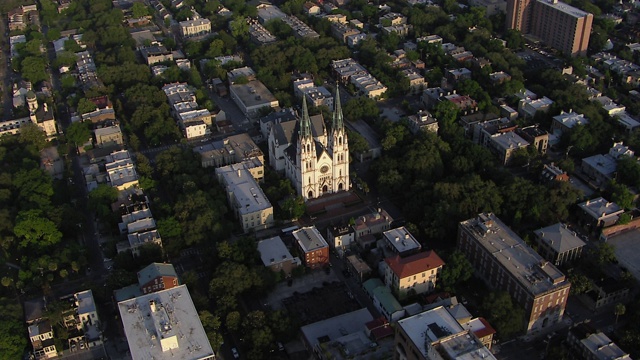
left=332, top=87, right=344, bottom=132
left=300, top=95, right=311, bottom=139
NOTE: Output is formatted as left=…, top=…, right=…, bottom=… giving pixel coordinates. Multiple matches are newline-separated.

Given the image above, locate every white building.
left=118, top=285, right=215, bottom=360
left=216, top=163, right=274, bottom=233
left=179, top=13, right=211, bottom=38
left=229, top=80, right=280, bottom=120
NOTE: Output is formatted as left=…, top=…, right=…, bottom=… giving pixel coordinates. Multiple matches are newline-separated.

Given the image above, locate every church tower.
left=328, top=88, right=349, bottom=192
left=297, top=96, right=317, bottom=199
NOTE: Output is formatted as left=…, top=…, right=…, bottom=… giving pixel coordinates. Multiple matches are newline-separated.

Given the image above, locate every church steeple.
left=300, top=95, right=312, bottom=139
left=332, top=87, right=344, bottom=132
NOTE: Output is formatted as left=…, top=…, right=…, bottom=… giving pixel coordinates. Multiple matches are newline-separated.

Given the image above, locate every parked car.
left=231, top=347, right=239, bottom=359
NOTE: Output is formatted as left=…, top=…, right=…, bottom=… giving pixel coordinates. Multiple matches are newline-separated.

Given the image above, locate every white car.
left=231, top=347, right=239, bottom=359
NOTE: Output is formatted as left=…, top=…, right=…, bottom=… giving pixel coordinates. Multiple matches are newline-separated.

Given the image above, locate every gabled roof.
left=385, top=251, right=444, bottom=279
left=137, top=263, right=178, bottom=285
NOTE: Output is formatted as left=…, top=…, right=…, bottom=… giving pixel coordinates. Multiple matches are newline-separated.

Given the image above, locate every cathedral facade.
left=269, top=89, right=350, bottom=201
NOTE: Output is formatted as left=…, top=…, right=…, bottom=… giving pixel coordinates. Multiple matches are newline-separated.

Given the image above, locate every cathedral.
left=268, top=89, right=350, bottom=201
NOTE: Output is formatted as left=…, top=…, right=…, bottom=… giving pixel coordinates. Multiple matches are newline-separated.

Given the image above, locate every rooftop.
left=230, top=80, right=278, bottom=108
left=300, top=308, right=374, bottom=348
left=582, top=154, right=617, bottom=176
left=137, top=263, right=178, bottom=285
left=553, top=111, right=589, bottom=129
left=385, top=251, right=445, bottom=279
left=293, top=226, right=328, bottom=253
left=398, top=306, right=464, bottom=351
left=257, top=236, right=295, bottom=267
left=578, top=197, right=624, bottom=220
left=491, top=131, right=529, bottom=150
left=460, top=213, right=569, bottom=296
left=215, top=163, right=272, bottom=214
left=383, top=227, right=421, bottom=254
left=537, top=0, right=590, bottom=18
left=534, top=223, right=586, bottom=253
left=75, top=290, right=96, bottom=315
left=581, top=332, right=630, bottom=360
left=118, top=285, right=215, bottom=360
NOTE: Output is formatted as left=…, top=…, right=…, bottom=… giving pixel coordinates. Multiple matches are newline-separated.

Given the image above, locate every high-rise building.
left=506, top=0, right=593, bottom=56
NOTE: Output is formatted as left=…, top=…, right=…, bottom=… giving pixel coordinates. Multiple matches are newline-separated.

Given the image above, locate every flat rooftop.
left=216, top=163, right=271, bottom=214
left=258, top=236, right=294, bottom=267
left=460, top=213, right=569, bottom=296
left=230, top=80, right=277, bottom=108
left=398, top=306, right=464, bottom=355
left=75, top=290, right=96, bottom=315
left=293, top=226, right=328, bottom=253
left=537, top=0, right=590, bottom=18
left=491, top=131, right=529, bottom=150
left=439, top=331, right=497, bottom=360
left=383, top=227, right=421, bottom=254
left=118, top=285, right=215, bottom=360
left=582, top=154, right=617, bottom=176
left=300, top=308, right=374, bottom=348
left=581, top=332, right=630, bottom=360
left=534, top=223, right=586, bottom=254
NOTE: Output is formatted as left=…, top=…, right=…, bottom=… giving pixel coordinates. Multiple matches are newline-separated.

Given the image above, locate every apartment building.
left=382, top=250, right=445, bottom=300
left=533, top=223, right=586, bottom=266
left=258, top=236, right=300, bottom=275
left=28, top=320, right=57, bottom=359
left=229, top=80, right=280, bottom=119
left=118, top=285, right=215, bottom=360
left=506, top=0, right=592, bottom=56
left=458, top=213, right=571, bottom=333
left=215, top=163, right=274, bottom=233
left=138, top=263, right=180, bottom=295
left=293, top=226, right=330, bottom=269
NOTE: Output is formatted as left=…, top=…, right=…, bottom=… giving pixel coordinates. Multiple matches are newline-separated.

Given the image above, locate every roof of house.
left=534, top=223, right=586, bottom=254
left=385, top=251, right=444, bottom=279
left=257, top=236, right=295, bottom=267
left=137, top=263, right=178, bottom=285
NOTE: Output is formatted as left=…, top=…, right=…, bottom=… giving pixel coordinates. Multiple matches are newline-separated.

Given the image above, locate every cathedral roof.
left=273, top=115, right=325, bottom=146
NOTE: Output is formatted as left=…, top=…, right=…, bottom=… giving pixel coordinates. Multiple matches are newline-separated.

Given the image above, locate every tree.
left=615, top=303, right=626, bottom=323
left=13, top=209, right=62, bottom=248
left=567, top=270, right=591, bottom=295
left=87, top=184, right=119, bottom=218
left=18, top=123, right=47, bottom=151
left=65, top=121, right=91, bottom=147
left=608, top=180, right=634, bottom=210
left=131, top=2, right=150, bottom=18
left=0, top=317, right=27, bottom=360
left=347, top=129, right=369, bottom=155
left=481, top=292, right=524, bottom=339
left=281, top=196, right=305, bottom=220
left=229, top=16, right=249, bottom=40
left=226, top=311, right=241, bottom=331
left=439, top=250, right=474, bottom=291
left=592, top=242, right=616, bottom=266
left=77, top=98, right=97, bottom=114
left=20, top=56, right=48, bottom=83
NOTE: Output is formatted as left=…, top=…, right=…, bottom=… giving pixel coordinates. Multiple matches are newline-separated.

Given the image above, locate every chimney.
left=149, top=299, right=157, bottom=313
left=237, top=169, right=241, bottom=177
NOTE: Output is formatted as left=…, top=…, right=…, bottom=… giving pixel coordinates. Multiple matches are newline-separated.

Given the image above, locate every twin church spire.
left=299, top=88, right=344, bottom=140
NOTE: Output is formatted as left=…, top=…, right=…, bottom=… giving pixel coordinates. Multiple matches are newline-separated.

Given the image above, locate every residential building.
left=94, top=121, right=123, bottom=147
left=407, top=110, right=438, bottom=134
left=193, top=133, right=264, bottom=179
left=118, top=285, right=216, bottom=360
left=258, top=236, right=300, bottom=275
left=517, top=125, right=549, bottom=154
left=445, top=68, right=473, bottom=85
left=567, top=324, right=632, bottom=360
left=346, top=254, right=372, bottom=282
left=293, top=226, right=329, bottom=269
left=382, top=250, right=445, bottom=299
left=581, top=154, right=617, bottom=188
left=303, top=2, right=321, bottom=15
left=578, top=197, right=624, bottom=229
left=28, top=320, right=57, bottom=359
left=533, top=223, right=586, bottom=266
left=518, top=96, right=553, bottom=118
left=8, top=5, right=38, bottom=31
left=25, top=91, right=57, bottom=137
left=116, top=194, right=162, bottom=256
left=300, top=308, right=377, bottom=359
left=353, top=207, right=394, bottom=243
left=137, top=263, right=180, bottom=295
left=67, top=290, right=103, bottom=348
left=248, top=19, right=277, bottom=45
left=363, top=278, right=406, bottom=321
left=215, top=163, right=274, bottom=233
left=230, top=80, right=280, bottom=120
left=486, top=131, right=530, bottom=165
left=582, top=278, right=631, bottom=311
left=326, top=224, right=355, bottom=253
left=105, top=150, right=139, bottom=190
left=382, top=227, right=422, bottom=257
left=140, top=45, right=173, bottom=65
left=179, top=12, right=211, bottom=38
left=227, top=66, right=257, bottom=84
left=593, top=95, right=626, bottom=116
left=458, top=213, right=571, bottom=333
left=506, top=0, right=593, bottom=56
left=331, top=58, right=387, bottom=99
left=490, top=71, right=512, bottom=84
left=551, top=111, right=589, bottom=136
left=394, top=306, right=496, bottom=360
left=402, top=69, right=426, bottom=95
left=279, top=92, right=350, bottom=201
left=541, top=163, right=570, bottom=183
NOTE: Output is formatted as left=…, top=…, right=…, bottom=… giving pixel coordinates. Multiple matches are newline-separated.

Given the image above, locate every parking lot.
left=606, top=229, right=640, bottom=282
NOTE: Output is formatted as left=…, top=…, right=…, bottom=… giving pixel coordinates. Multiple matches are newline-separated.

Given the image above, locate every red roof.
left=424, top=291, right=451, bottom=304
left=384, top=251, right=445, bottom=279
left=474, top=317, right=496, bottom=339
left=371, top=325, right=394, bottom=341
left=365, top=316, right=388, bottom=330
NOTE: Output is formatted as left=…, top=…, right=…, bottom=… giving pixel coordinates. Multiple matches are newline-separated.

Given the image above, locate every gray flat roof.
left=257, top=236, right=294, bottom=267
left=491, top=131, right=529, bottom=150
left=118, top=285, right=215, bottom=360
left=398, top=306, right=464, bottom=355
left=578, top=197, right=623, bottom=219
left=216, top=163, right=272, bottom=214
left=582, top=154, right=617, bottom=176
left=230, top=80, right=277, bottom=108
left=383, top=227, right=421, bottom=253
left=75, top=290, right=96, bottom=315
left=537, top=0, right=590, bottom=18
left=460, top=213, right=569, bottom=296
left=300, top=308, right=374, bottom=348
left=581, top=332, right=629, bottom=360
left=534, top=223, right=586, bottom=254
